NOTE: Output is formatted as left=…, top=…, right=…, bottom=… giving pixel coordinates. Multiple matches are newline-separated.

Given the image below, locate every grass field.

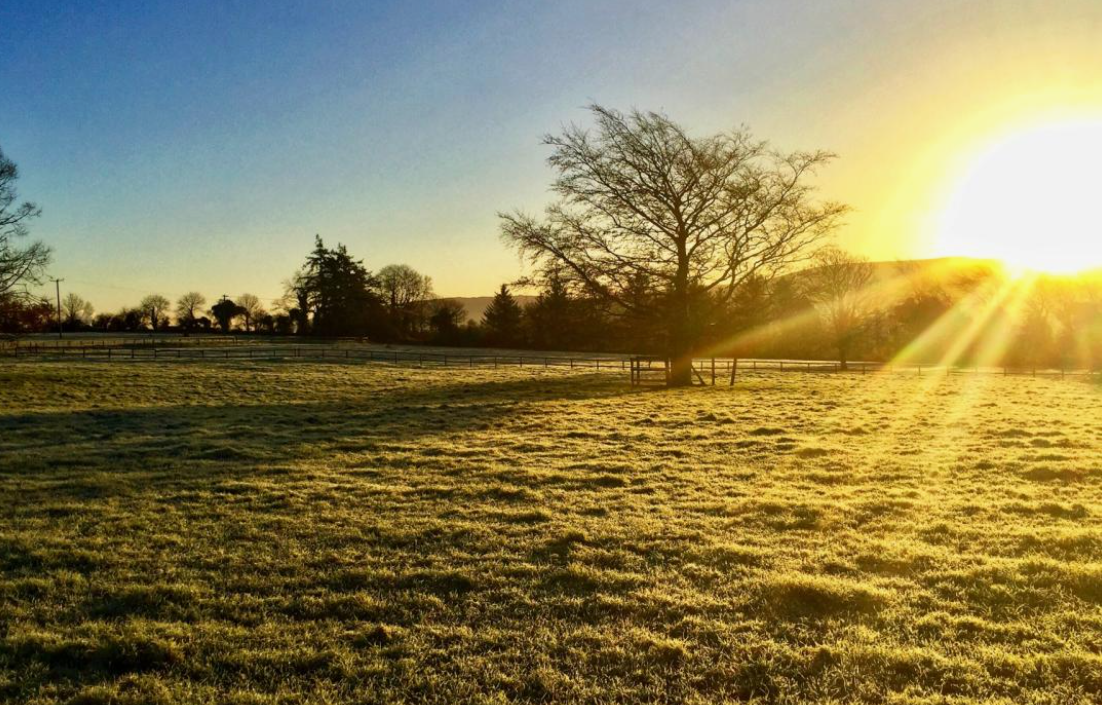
left=3, top=361, right=1102, bottom=703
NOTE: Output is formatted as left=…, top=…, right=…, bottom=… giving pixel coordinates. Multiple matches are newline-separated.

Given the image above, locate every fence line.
left=2, top=344, right=630, bottom=370
left=4, top=342, right=1100, bottom=382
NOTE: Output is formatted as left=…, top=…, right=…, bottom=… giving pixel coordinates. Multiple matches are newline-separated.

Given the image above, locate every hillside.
left=445, top=258, right=1001, bottom=321
left=444, top=295, right=538, bottom=324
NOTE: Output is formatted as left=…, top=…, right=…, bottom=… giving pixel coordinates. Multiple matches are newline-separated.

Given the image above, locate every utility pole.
left=51, top=278, right=64, bottom=339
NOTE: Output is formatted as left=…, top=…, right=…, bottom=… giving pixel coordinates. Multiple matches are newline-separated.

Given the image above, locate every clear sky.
left=4, top=0, right=1102, bottom=310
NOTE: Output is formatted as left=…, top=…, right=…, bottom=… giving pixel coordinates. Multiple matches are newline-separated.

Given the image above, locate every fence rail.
left=1, top=344, right=631, bottom=369
left=630, top=356, right=1099, bottom=385
left=4, top=341, right=1099, bottom=383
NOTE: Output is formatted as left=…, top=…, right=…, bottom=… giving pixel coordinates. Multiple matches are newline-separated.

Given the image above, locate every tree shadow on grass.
left=0, top=369, right=641, bottom=701
left=0, top=371, right=632, bottom=502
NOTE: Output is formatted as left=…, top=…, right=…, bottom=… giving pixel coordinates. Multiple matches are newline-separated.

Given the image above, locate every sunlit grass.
left=2, top=361, right=1102, bottom=703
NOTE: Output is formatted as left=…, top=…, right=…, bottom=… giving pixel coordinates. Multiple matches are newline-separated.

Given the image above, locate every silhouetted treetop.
left=301, top=236, right=384, bottom=337
left=0, top=146, right=50, bottom=301
left=483, top=284, right=523, bottom=347
left=500, top=105, right=846, bottom=385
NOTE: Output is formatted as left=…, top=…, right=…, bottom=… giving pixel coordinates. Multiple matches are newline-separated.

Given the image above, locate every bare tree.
left=61, top=292, right=94, bottom=329
left=279, top=272, right=311, bottom=334
left=176, top=291, right=206, bottom=334
left=805, top=246, right=874, bottom=369
left=428, top=298, right=468, bottom=343
left=237, top=293, right=266, bottom=332
left=377, top=264, right=433, bottom=336
left=501, top=105, right=845, bottom=385
left=139, top=294, right=171, bottom=331
left=0, top=146, right=50, bottom=301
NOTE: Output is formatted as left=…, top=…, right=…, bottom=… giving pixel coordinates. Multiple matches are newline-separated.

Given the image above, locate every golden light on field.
left=934, top=118, right=1102, bottom=274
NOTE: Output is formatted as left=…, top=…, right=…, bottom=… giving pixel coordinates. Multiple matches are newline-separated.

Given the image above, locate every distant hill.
left=442, top=258, right=1004, bottom=322
left=782, top=256, right=1006, bottom=292
left=443, top=295, right=538, bottom=324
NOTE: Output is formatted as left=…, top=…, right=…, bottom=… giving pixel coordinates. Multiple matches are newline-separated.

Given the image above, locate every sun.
left=935, top=118, right=1102, bottom=274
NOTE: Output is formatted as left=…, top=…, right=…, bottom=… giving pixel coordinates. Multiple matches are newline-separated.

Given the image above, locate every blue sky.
left=4, top=0, right=1101, bottom=310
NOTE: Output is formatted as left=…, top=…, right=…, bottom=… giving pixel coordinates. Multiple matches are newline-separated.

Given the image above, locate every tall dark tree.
left=0, top=146, right=50, bottom=302
left=501, top=105, right=845, bottom=385
left=482, top=284, right=524, bottom=347
left=210, top=297, right=242, bottom=332
left=301, top=236, right=384, bottom=337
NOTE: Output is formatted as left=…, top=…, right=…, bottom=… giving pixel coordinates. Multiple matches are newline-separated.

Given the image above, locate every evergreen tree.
left=524, top=272, right=573, bottom=350
left=482, top=284, right=523, bottom=347
left=302, top=236, right=384, bottom=337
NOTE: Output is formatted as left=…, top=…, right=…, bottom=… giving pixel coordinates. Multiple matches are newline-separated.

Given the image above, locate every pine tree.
left=525, top=272, right=574, bottom=350
left=302, top=236, right=384, bottom=337
left=482, top=284, right=523, bottom=347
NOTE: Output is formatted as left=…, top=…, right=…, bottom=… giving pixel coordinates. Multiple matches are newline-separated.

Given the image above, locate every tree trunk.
left=669, top=351, right=693, bottom=386
left=668, top=248, right=694, bottom=387
left=667, top=296, right=693, bottom=387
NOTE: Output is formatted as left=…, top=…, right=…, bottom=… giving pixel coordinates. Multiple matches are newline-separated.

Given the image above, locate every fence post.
left=711, top=358, right=715, bottom=385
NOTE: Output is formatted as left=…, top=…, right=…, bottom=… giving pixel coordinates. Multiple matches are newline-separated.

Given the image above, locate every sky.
left=4, top=0, right=1102, bottom=311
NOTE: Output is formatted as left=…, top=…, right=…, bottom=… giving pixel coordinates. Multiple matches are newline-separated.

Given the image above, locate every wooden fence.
left=1, top=343, right=630, bottom=370
left=630, top=357, right=1100, bottom=386
left=5, top=341, right=1097, bottom=384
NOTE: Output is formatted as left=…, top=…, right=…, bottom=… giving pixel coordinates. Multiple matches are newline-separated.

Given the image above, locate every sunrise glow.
left=935, top=117, right=1102, bottom=274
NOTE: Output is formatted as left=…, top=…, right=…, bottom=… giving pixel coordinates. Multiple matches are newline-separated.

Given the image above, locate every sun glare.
left=936, top=118, right=1102, bottom=274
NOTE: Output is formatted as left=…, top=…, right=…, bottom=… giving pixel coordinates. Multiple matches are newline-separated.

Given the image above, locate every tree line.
left=4, top=109, right=1102, bottom=380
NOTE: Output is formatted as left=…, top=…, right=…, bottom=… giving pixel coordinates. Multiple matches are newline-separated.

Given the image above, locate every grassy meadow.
left=3, top=360, right=1102, bottom=703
